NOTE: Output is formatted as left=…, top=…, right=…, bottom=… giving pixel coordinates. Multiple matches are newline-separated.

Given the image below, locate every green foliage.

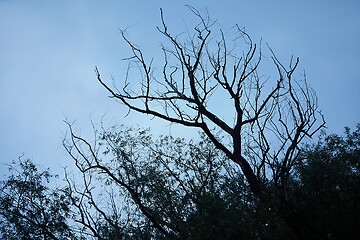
left=0, top=158, right=74, bottom=240
left=289, top=124, right=360, bottom=239
left=1, top=125, right=359, bottom=239
left=66, top=125, right=296, bottom=239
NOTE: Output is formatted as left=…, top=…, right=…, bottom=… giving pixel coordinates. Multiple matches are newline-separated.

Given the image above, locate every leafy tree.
left=0, top=157, right=75, bottom=240
left=63, top=123, right=286, bottom=239
left=67, top=124, right=360, bottom=239
left=2, top=125, right=358, bottom=239
left=63, top=125, right=255, bottom=239
left=288, top=124, right=360, bottom=239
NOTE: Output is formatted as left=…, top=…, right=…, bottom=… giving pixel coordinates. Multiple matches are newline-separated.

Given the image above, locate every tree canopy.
left=1, top=125, right=359, bottom=239
left=1, top=7, right=358, bottom=240
left=0, top=158, right=74, bottom=239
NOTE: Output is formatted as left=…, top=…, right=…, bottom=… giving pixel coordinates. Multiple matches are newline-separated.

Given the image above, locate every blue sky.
left=1, top=0, right=359, bottom=176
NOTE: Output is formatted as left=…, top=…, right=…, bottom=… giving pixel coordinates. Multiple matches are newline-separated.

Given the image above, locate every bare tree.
left=93, top=7, right=326, bottom=239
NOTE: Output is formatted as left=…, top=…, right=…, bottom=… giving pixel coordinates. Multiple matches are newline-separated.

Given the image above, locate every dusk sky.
left=1, top=0, right=359, bottom=176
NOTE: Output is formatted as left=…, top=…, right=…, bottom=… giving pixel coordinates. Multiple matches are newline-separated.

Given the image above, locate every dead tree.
left=95, top=7, right=326, bottom=239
